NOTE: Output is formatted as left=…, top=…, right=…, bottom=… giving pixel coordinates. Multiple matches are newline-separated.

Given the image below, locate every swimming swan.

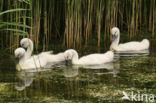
left=15, top=47, right=67, bottom=70
left=64, top=49, right=114, bottom=65
left=20, top=38, right=54, bottom=59
left=14, top=48, right=55, bottom=70
left=20, top=38, right=65, bottom=63
left=110, top=27, right=150, bottom=51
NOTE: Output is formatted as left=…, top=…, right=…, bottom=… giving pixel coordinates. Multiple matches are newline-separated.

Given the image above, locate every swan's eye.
left=22, top=42, right=28, bottom=48
left=16, top=53, right=20, bottom=58
left=67, top=56, right=69, bottom=59
left=18, top=54, right=21, bottom=57
left=21, top=43, right=24, bottom=47
left=67, top=55, right=71, bottom=59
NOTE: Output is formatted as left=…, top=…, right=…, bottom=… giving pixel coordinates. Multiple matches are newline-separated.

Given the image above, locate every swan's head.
left=111, top=27, right=120, bottom=41
left=64, top=49, right=77, bottom=65
left=14, top=48, right=25, bottom=60
left=20, top=38, right=32, bottom=49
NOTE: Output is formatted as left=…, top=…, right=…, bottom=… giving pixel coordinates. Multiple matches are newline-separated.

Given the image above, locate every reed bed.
left=0, top=0, right=155, bottom=51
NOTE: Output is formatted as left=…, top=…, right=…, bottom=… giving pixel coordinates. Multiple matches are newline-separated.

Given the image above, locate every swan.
left=15, top=48, right=66, bottom=71
left=110, top=27, right=150, bottom=51
left=20, top=38, right=54, bottom=59
left=20, top=38, right=65, bottom=63
left=14, top=48, right=54, bottom=71
left=64, top=49, right=114, bottom=65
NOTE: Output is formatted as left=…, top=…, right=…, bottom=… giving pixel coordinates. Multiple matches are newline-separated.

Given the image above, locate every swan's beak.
left=65, top=59, right=72, bottom=66
left=110, top=47, right=113, bottom=51
left=21, top=44, right=24, bottom=47
left=24, top=47, right=27, bottom=50
left=110, top=47, right=115, bottom=51
left=112, top=35, right=116, bottom=41
left=15, top=57, right=19, bottom=64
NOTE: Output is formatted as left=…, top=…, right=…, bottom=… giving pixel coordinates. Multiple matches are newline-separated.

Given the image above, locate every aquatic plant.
left=0, top=0, right=32, bottom=52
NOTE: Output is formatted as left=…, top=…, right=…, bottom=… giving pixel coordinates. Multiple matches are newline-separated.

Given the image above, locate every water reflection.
left=82, top=62, right=120, bottom=77
left=15, top=71, right=36, bottom=91
left=15, top=61, right=120, bottom=92
left=114, top=49, right=150, bottom=58
left=63, top=66, right=79, bottom=78
left=64, top=61, right=120, bottom=78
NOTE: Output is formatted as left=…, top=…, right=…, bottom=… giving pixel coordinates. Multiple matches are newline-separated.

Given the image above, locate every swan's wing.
left=37, top=51, right=53, bottom=56
left=119, top=42, right=142, bottom=51
left=79, top=52, right=114, bottom=64
left=119, top=39, right=149, bottom=51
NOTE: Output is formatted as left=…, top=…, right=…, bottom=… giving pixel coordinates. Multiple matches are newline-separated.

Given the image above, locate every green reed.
left=0, top=0, right=155, bottom=51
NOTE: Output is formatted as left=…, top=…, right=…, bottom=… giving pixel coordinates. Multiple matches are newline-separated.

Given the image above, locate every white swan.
left=20, top=38, right=54, bottom=59
left=64, top=49, right=114, bottom=65
left=14, top=48, right=55, bottom=70
left=15, top=48, right=66, bottom=71
left=110, top=27, right=150, bottom=51
left=20, top=38, right=65, bottom=63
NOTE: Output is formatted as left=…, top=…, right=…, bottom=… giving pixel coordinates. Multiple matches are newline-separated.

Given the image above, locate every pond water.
left=0, top=34, right=156, bottom=103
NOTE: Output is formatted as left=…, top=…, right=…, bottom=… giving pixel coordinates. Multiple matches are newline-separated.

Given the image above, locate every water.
left=0, top=36, right=156, bottom=103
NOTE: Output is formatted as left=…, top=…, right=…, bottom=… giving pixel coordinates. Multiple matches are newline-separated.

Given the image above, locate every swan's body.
left=110, top=27, right=150, bottom=51
left=15, top=48, right=50, bottom=70
left=64, top=49, right=114, bottom=65
left=14, top=48, right=65, bottom=71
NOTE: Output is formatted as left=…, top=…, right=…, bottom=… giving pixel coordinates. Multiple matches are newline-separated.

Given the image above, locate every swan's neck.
left=26, top=40, right=33, bottom=59
left=19, top=54, right=26, bottom=64
left=72, top=51, right=79, bottom=64
left=110, top=33, right=120, bottom=49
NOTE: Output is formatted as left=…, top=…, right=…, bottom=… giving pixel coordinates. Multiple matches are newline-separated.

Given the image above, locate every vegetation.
left=0, top=0, right=155, bottom=51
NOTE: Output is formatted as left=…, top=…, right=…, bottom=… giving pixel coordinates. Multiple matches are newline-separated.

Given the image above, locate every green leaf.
left=0, top=22, right=31, bottom=29
left=0, top=8, right=29, bottom=16
left=14, top=33, right=29, bottom=36
left=0, top=23, right=6, bottom=28
left=2, top=28, right=29, bottom=34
